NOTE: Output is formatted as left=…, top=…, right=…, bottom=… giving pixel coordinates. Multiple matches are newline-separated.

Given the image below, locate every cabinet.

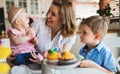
left=0, top=8, right=5, bottom=36
left=4, top=0, right=52, bottom=18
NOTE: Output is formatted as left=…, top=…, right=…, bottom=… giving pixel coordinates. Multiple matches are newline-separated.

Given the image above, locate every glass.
left=23, top=2, right=26, bottom=8
left=30, top=0, right=38, bottom=14
left=18, top=0, right=27, bottom=10
left=19, top=2, right=22, bottom=6
left=6, top=0, right=15, bottom=12
left=11, top=1, right=14, bottom=6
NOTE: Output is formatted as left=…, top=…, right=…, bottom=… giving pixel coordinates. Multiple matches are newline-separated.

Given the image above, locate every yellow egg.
left=0, top=63, right=10, bottom=74
left=0, top=45, right=12, bottom=74
left=0, top=45, right=12, bottom=58
left=61, top=51, right=75, bottom=60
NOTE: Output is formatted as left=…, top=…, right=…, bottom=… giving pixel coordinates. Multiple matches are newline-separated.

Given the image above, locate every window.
left=6, top=0, right=14, bottom=13
left=18, top=0, right=27, bottom=10
left=4, top=0, right=52, bottom=18
left=4, top=0, right=40, bottom=18
left=109, top=0, right=119, bottom=17
left=30, top=0, right=38, bottom=14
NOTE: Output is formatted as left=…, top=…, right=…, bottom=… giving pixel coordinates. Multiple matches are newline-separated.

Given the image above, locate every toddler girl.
left=7, top=7, right=43, bottom=66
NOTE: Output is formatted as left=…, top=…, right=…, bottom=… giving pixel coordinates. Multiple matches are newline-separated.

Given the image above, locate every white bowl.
left=58, top=58, right=77, bottom=65
left=47, top=59, right=59, bottom=65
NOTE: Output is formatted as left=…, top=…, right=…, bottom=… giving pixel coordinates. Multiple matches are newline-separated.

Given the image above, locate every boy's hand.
left=80, top=60, right=98, bottom=68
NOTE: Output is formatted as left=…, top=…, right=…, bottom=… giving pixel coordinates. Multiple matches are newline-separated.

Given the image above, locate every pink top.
left=7, top=29, right=36, bottom=54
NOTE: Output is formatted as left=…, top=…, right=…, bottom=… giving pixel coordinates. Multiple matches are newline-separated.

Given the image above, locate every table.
left=41, top=61, right=106, bottom=74
left=10, top=63, right=106, bottom=74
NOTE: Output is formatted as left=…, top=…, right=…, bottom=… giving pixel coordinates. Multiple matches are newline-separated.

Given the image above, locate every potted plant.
left=97, top=3, right=112, bottom=24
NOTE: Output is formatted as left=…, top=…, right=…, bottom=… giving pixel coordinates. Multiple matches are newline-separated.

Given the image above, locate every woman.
left=7, top=0, right=77, bottom=66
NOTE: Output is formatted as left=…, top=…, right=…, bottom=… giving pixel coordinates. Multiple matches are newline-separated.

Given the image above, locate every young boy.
left=77, top=16, right=116, bottom=74
left=7, top=6, right=43, bottom=66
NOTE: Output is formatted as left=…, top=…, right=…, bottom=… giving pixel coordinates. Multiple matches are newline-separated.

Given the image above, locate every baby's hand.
left=31, top=37, right=38, bottom=45
left=26, top=28, right=35, bottom=38
left=40, top=51, right=48, bottom=59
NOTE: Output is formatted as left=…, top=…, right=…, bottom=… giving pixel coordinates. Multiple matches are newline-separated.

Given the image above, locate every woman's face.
left=46, top=4, right=61, bottom=29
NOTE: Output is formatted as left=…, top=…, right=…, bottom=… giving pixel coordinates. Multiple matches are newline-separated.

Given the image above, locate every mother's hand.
left=6, top=54, right=16, bottom=67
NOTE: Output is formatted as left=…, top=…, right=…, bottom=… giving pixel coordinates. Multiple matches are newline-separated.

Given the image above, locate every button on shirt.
left=79, top=42, right=117, bottom=72
left=31, top=18, right=76, bottom=52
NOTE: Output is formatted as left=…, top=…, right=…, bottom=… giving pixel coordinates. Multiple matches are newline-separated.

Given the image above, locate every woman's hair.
left=80, top=16, right=108, bottom=40
left=52, top=0, right=78, bottom=37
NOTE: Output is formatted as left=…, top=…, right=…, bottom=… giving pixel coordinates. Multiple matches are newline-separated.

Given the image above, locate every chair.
left=116, top=57, right=120, bottom=71
left=103, top=35, right=120, bottom=71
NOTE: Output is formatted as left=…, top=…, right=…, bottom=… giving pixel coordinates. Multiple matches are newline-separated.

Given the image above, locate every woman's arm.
left=6, top=54, right=16, bottom=67
left=61, top=43, right=73, bottom=52
left=61, top=34, right=76, bottom=52
left=30, top=18, right=42, bottom=37
left=80, top=60, right=114, bottom=74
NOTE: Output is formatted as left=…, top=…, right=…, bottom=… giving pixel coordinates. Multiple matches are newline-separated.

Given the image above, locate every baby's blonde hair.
left=8, top=6, right=24, bottom=24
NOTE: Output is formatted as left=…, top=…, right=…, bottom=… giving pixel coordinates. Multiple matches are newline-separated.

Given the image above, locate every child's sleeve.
left=103, top=51, right=117, bottom=72
left=6, top=29, right=18, bottom=37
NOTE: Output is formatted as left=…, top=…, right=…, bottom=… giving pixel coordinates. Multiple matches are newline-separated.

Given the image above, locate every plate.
left=44, top=60, right=81, bottom=69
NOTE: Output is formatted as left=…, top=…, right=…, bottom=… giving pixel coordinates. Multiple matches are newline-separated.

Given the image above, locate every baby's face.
left=18, top=11, right=30, bottom=29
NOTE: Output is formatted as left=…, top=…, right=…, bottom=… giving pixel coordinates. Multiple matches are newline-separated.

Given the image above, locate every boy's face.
left=78, top=24, right=96, bottom=44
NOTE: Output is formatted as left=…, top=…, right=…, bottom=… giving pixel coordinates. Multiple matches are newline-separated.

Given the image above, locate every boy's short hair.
left=80, top=15, right=108, bottom=40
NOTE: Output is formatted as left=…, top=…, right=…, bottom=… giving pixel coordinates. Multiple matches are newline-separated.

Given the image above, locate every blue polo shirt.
left=79, top=42, right=117, bottom=72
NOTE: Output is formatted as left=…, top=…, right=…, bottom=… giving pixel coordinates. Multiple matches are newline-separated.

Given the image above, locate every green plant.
left=97, top=4, right=112, bottom=16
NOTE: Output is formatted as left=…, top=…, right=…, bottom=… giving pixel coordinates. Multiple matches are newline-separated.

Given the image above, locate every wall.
left=0, top=0, right=4, bottom=7
left=70, top=35, right=84, bottom=56
left=103, top=33, right=119, bottom=59
left=74, top=2, right=99, bottom=19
